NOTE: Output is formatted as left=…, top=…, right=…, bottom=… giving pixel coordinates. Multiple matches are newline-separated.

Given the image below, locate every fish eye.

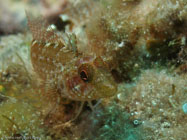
left=80, top=70, right=89, bottom=82
left=78, top=64, right=94, bottom=82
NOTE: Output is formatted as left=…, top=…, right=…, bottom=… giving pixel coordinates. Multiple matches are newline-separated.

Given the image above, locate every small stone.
left=117, top=93, right=122, bottom=100
left=182, top=103, right=187, bottom=114
left=118, top=41, right=124, bottom=48
left=133, top=119, right=141, bottom=126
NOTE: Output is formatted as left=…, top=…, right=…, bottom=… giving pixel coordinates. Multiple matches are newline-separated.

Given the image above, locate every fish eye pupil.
left=80, top=70, right=88, bottom=82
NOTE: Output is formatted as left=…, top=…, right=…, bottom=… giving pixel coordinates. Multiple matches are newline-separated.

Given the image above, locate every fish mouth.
left=102, top=83, right=117, bottom=97
left=95, top=77, right=118, bottom=98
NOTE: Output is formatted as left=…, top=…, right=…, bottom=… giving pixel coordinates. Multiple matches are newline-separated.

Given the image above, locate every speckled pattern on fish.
left=27, top=14, right=117, bottom=101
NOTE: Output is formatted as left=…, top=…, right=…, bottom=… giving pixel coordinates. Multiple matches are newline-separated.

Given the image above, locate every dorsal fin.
left=26, top=11, right=61, bottom=44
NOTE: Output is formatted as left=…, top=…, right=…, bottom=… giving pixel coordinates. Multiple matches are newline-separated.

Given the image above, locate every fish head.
left=65, top=56, right=117, bottom=100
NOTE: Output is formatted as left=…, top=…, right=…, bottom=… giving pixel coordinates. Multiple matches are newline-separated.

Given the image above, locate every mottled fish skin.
left=27, top=14, right=117, bottom=101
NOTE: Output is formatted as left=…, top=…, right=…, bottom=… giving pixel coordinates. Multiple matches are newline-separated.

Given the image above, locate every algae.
left=0, top=0, right=186, bottom=140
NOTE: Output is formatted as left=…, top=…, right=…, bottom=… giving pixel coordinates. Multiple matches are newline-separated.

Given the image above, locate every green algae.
left=0, top=100, right=45, bottom=139
left=93, top=104, right=145, bottom=140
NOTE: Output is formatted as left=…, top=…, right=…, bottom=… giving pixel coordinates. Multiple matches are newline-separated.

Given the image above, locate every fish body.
left=27, top=15, right=117, bottom=101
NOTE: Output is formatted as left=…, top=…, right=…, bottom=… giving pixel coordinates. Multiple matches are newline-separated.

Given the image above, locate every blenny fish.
left=27, top=14, right=117, bottom=115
